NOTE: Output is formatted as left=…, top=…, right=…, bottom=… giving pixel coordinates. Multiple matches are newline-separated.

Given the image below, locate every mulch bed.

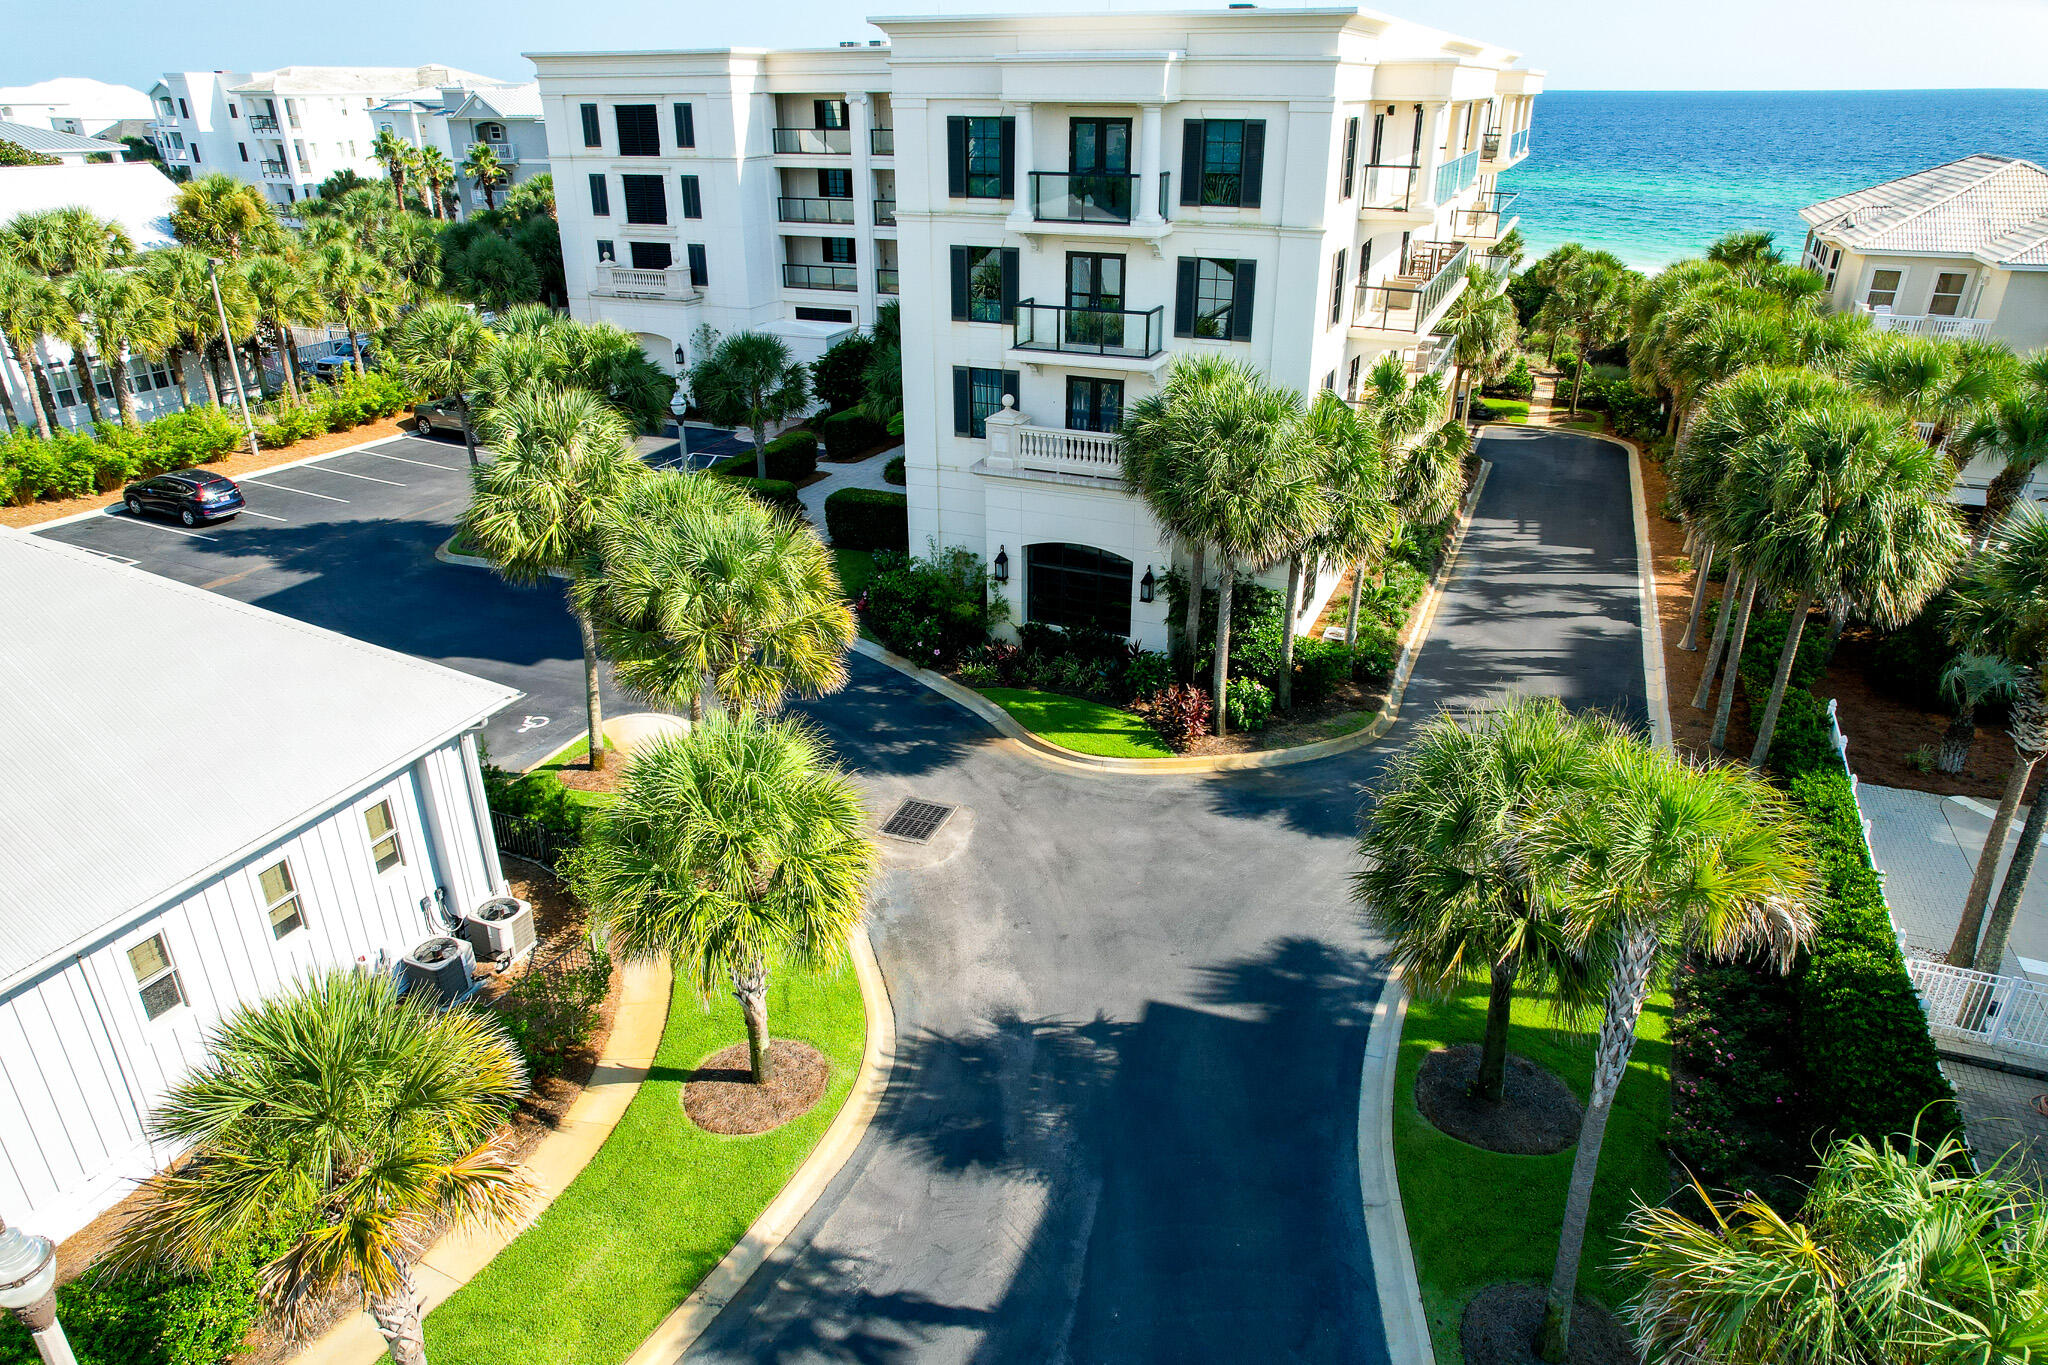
left=1416, top=1045, right=1583, bottom=1155
left=1461, top=1283, right=1640, bottom=1365
left=683, top=1039, right=829, bottom=1135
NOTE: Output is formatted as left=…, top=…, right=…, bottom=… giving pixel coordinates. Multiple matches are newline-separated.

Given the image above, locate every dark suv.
left=122, top=470, right=245, bottom=525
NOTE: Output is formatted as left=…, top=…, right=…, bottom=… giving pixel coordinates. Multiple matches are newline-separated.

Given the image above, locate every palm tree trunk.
left=366, top=1269, right=428, bottom=1365
left=75, top=349, right=107, bottom=426
left=1679, top=541, right=1715, bottom=651
left=577, top=609, right=607, bottom=772
left=733, top=956, right=773, bottom=1084
left=1979, top=784, right=2048, bottom=977
left=31, top=348, right=64, bottom=432
left=751, top=419, right=769, bottom=481
left=1709, top=573, right=1760, bottom=751
left=1746, top=589, right=1814, bottom=769
left=1345, top=558, right=1365, bottom=649
left=1939, top=706, right=1978, bottom=775
left=207, top=347, right=231, bottom=407
left=1568, top=354, right=1587, bottom=414
left=114, top=343, right=140, bottom=428
left=1536, top=924, right=1660, bottom=1362
left=352, top=317, right=368, bottom=377
left=1953, top=752, right=2041, bottom=968
left=1691, top=563, right=1743, bottom=710
left=1474, top=947, right=1521, bottom=1104
left=1277, top=557, right=1302, bottom=711
left=1181, top=544, right=1206, bottom=681
left=458, top=395, right=479, bottom=467
left=4, top=332, right=54, bottom=439
left=1211, top=561, right=1235, bottom=736
left=194, top=343, right=222, bottom=406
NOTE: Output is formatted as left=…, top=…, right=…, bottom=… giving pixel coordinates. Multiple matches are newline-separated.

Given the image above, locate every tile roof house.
left=1798, top=154, right=2048, bottom=350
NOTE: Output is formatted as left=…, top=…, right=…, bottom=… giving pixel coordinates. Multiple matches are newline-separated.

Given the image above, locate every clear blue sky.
left=11, top=0, right=2047, bottom=93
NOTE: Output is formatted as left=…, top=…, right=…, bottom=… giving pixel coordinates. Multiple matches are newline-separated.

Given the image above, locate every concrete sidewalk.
left=799, top=444, right=902, bottom=536
left=1859, top=783, right=2048, bottom=977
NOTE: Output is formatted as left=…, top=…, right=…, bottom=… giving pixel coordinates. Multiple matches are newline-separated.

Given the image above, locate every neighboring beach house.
left=1799, top=154, right=2048, bottom=351
left=0, top=531, right=518, bottom=1239
left=0, top=120, right=130, bottom=166
left=372, top=80, right=551, bottom=218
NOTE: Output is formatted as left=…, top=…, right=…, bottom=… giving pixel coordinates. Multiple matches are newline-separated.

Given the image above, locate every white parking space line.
left=70, top=544, right=139, bottom=565
left=304, top=464, right=404, bottom=487
left=107, top=513, right=218, bottom=541
left=237, top=508, right=290, bottom=522
left=242, top=479, right=349, bottom=503
left=362, top=449, right=463, bottom=471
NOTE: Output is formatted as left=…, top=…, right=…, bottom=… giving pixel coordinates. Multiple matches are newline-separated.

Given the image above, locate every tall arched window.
left=1025, top=543, right=1133, bottom=637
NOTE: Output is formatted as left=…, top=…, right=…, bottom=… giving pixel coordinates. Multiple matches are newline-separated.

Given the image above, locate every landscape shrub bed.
left=819, top=409, right=889, bottom=462
left=1472, top=397, right=1530, bottom=422
left=496, top=950, right=613, bottom=1079
left=1480, top=354, right=1534, bottom=401
left=860, top=548, right=993, bottom=667
left=883, top=454, right=905, bottom=486
left=729, top=476, right=802, bottom=516
left=824, top=487, right=908, bottom=552
left=711, top=428, right=817, bottom=483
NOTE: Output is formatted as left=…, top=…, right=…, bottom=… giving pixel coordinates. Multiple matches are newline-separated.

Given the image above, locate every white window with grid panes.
left=128, top=933, right=185, bottom=1020
left=259, top=858, right=306, bottom=939
left=363, top=798, right=405, bottom=874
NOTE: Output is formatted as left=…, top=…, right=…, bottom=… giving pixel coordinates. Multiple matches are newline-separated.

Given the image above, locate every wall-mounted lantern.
left=993, top=546, right=1009, bottom=584
left=1139, top=566, right=1156, bottom=603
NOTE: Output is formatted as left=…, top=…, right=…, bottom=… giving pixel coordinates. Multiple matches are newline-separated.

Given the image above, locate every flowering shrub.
left=1134, top=683, right=1212, bottom=752
left=1225, top=676, right=1274, bottom=731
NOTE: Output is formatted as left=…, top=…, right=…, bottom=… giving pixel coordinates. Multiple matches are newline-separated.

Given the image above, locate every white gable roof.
left=0, top=532, right=518, bottom=990
left=1800, top=154, right=2048, bottom=269
left=0, top=162, right=180, bottom=251
left=0, top=120, right=127, bottom=157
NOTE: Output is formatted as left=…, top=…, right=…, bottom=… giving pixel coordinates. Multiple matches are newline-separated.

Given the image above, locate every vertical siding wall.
left=0, top=733, right=503, bottom=1238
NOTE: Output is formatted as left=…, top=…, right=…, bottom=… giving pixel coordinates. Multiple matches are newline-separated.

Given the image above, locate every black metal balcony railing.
left=248, top=114, right=278, bottom=132
left=877, top=267, right=899, bottom=295
left=772, top=127, right=852, bottom=155
left=1012, top=299, right=1164, bottom=359
left=871, top=127, right=894, bottom=155
left=874, top=198, right=896, bottom=226
left=777, top=196, right=856, bottom=225
left=782, top=263, right=858, bottom=291
left=1359, top=162, right=1420, bottom=212
left=1458, top=190, right=1520, bottom=242
left=1030, top=171, right=1138, bottom=225
left=1353, top=241, right=1469, bottom=333
left=259, top=158, right=290, bottom=177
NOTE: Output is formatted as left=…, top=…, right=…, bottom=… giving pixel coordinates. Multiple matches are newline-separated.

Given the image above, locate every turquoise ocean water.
left=1499, top=90, right=2048, bottom=273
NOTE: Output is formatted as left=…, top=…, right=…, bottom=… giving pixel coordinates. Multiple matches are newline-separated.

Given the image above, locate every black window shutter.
left=686, top=243, right=708, bottom=287
left=949, top=247, right=970, bottom=321
left=680, top=175, right=701, bottom=219
left=953, top=367, right=973, bottom=435
left=588, top=173, right=609, bottom=216
left=580, top=103, right=600, bottom=147
left=1231, top=261, right=1257, bottom=340
left=947, top=117, right=968, bottom=197
left=1179, top=119, right=1204, bottom=206
left=1341, top=116, right=1358, bottom=197
left=1000, top=248, right=1020, bottom=321
left=1240, top=121, right=1266, bottom=208
left=1174, top=258, right=1198, bottom=337
left=674, top=102, right=695, bottom=148
left=998, top=117, right=1016, bottom=198
left=1002, top=370, right=1020, bottom=411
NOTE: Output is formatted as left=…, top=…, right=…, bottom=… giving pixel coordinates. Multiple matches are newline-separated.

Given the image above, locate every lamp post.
left=207, top=257, right=261, bottom=459
left=0, top=1218, right=76, bottom=1365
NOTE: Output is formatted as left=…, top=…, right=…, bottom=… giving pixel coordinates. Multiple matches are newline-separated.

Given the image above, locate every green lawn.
left=833, top=547, right=875, bottom=599
left=424, top=966, right=867, bottom=1365
left=979, top=686, right=1174, bottom=758
left=1395, top=982, right=1672, bottom=1363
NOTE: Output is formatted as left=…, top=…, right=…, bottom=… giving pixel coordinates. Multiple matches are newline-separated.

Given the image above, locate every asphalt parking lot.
left=33, top=431, right=665, bottom=770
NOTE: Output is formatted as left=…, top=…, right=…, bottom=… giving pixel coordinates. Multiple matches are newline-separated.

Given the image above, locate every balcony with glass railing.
left=874, top=198, right=896, bottom=227
left=772, top=127, right=852, bottom=155
left=1011, top=299, right=1164, bottom=360
left=462, top=138, right=519, bottom=164
left=870, top=127, right=894, bottom=155
left=1511, top=127, right=1531, bottom=159
left=1353, top=241, right=1470, bottom=336
left=1457, top=189, right=1520, bottom=243
left=877, top=267, right=899, bottom=295
left=1029, top=171, right=1139, bottom=225
left=1433, top=150, right=1480, bottom=205
left=248, top=113, right=279, bottom=132
left=778, top=196, right=856, bottom=225
left=782, top=263, right=859, bottom=291
left=1358, top=162, right=1424, bottom=217
left=1405, top=333, right=1455, bottom=379
left=259, top=159, right=292, bottom=181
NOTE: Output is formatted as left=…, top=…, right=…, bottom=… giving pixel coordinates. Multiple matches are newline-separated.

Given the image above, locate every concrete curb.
left=1614, top=431, right=1675, bottom=751
left=289, top=957, right=676, bottom=1365
left=1359, top=974, right=1431, bottom=1365
left=624, top=925, right=897, bottom=1365
left=24, top=433, right=412, bottom=533
left=435, top=535, right=571, bottom=578
left=850, top=458, right=1491, bottom=777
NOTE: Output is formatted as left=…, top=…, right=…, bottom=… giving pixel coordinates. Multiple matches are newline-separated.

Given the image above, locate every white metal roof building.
left=0, top=531, right=519, bottom=1237
left=0, top=119, right=129, bottom=164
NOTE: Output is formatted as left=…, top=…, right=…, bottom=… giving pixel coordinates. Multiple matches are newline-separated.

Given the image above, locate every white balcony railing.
left=1903, top=957, right=2048, bottom=1060
left=594, top=263, right=699, bottom=301
left=1014, top=425, right=1123, bottom=479
left=462, top=139, right=520, bottom=164
left=1860, top=305, right=1991, bottom=340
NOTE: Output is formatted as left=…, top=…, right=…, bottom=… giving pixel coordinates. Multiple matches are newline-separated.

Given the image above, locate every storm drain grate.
left=881, top=798, right=955, bottom=843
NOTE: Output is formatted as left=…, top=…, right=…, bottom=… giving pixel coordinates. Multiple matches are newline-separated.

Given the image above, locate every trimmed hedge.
left=711, top=428, right=817, bottom=483
left=730, top=476, right=802, bottom=516
left=884, top=454, right=905, bottom=486
left=820, top=408, right=888, bottom=462
left=824, top=487, right=908, bottom=552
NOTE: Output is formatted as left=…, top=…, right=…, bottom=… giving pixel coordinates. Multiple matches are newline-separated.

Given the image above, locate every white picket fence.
left=1903, top=957, right=2048, bottom=1058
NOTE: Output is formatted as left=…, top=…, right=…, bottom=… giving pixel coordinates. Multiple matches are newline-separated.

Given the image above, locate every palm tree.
left=1533, top=248, right=1635, bottom=413
left=370, top=130, right=414, bottom=210
left=1298, top=391, right=1397, bottom=686
left=67, top=267, right=177, bottom=428
left=388, top=300, right=498, bottom=465
left=1621, top=1129, right=2037, bottom=1365
left=857, top=299, right=903, bottom=424
left=1120, top=355, right=1322, bottom=733
left=1742, top=395, right=1965, bottom=767
left=687, top=327, right=811, bottom=480
left=308, top=243, right=398, bottom=376
left=110, top=970, right=532, bottom=1365
left=1938, top=653, right=2023, bottom=774
left=1846, top=331, right=2014, bottom=455
left=1533, top=736, right=1815, bottom=1361
left=6, top=205, right=133, bottom=276
left=168, top=172, right=286, bottom=258
left=571, top=715, right=877, bottom=1084
left=242, top=253, right=322, bottom=404
left=1703, top=228, right=1782, bottom=280
left=1356, top=697, right=1615, bottom=1103
left=574, top=471, right=857, bottom=720
left=462, top=142, right=508, bottom=213
left=465, top=384, right=644, bottom=771
left=1490, top=225, right=1527, bottom=273
left=1441, top=265, right=1519, bottom=424
left=0, top=259, right=66, bottom=436
left=1946, top=504, right=2048, bottom=970
left=138, top=246, right=241, bottom=408
left=1957, top=386, right=2048, bottom=547
left=417, top=146, right=456, bottom=221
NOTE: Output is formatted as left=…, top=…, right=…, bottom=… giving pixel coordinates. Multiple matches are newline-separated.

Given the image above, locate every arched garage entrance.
left=1025, top=543, right=1134, bottom=638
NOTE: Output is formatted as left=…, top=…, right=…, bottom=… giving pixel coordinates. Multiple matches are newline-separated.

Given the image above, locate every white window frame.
left=363, top=798, right=405, bottom=875
left=259, top=857, right=307, bottom=939
left=127, top=932, right=186, bottom=1021
left=1928, top=270, right=1970, bottom=318
left=1864, top=267, right=1904, bottom=311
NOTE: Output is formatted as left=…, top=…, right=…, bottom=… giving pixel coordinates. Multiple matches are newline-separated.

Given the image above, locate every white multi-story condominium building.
left=530, top=42, right=899, bottom=370
left=0, top=78, right=153, bottom=137
left=371, top=80, right=551, bottom=217
left=1801, top=155, right=2048, bottom=352
left=532, top=8, right=1538, bottom=650
left=146, top=64, right=505, bottom=212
